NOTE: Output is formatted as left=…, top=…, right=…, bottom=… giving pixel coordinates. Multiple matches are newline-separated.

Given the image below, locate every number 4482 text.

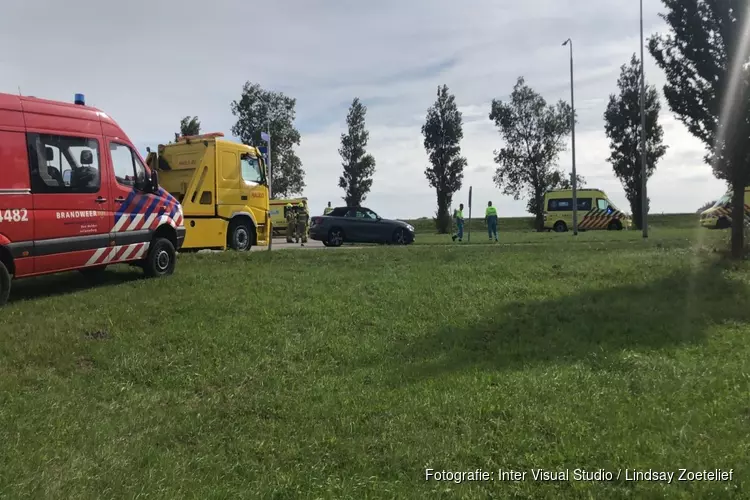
left=0, top=209, right=29, bottom=223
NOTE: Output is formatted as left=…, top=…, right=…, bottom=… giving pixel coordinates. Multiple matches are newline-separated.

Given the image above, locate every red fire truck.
left=0, top=92, right=186, bottom=305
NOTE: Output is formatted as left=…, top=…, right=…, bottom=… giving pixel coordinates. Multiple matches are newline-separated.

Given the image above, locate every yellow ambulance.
left=269, top=197, right=308, bottom=235
left=543, top=188, right=631, bottom=232
left=700, top=187, right=750, bottom=229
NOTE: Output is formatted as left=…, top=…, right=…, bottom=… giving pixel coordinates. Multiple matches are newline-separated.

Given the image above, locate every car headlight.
left=406, top=224, right=414, bottom=232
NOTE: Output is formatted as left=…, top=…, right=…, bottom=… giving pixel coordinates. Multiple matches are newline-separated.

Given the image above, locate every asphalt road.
left=250, top=238, right=361, bottom=251
left=192, top=239, right=360, bottom=254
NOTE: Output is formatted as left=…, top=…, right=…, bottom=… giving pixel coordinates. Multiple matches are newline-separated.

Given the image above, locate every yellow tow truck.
left=146, top=133, right=270, bottom=251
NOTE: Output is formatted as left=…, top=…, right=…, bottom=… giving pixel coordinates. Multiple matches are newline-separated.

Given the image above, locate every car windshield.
left=329, top=207, right=349, bottom=216
left=346, top=208, right=378, bottom=219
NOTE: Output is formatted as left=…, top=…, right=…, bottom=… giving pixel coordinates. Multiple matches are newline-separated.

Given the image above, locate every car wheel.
left=0, top=260, right=10, bottom=307
left=142, top=237, right=176, bottom=278
left=607, top=220, right=623, bottom=231
left=553, top=221, right=568, bottom=233
left=327, top=228, right=344, bottom=247
left=322, top=241, right=332, bottom=247
left=392, top=228, right=408, bottom=245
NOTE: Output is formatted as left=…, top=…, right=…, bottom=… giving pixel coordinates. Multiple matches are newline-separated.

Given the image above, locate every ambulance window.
left=714, top=194, right=731, bottom=206
left=597, top=198, right=610, bottom=211
left=577, top=198, right=592, bottom=211
left=26, top=133, right=101, bottom=194
left=548, top=198, right=572, bottom=211
left=240, top=154, right=263, bottom=183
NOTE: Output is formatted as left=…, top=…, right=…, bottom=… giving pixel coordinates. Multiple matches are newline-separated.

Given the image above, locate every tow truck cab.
left=145, top=133, right=270, bottom=251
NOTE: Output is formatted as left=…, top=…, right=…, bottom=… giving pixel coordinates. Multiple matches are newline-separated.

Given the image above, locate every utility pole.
left=468, top=186, right=472, bottom=243
left=562, top=38, right=578, bottom=235
left=262, top=127, right=272, bottom=251
left=258, top=94, right=273, bottom=251
left=640, top=0, right=649, bottom=238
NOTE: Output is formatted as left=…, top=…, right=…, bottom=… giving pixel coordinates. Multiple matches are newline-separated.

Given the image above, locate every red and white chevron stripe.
left=85, top=242, right=150, bottom=267
left=111, top=206, right=184, bottom=233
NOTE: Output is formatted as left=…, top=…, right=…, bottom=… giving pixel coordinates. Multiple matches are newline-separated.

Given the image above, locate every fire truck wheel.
left=143, top=238, right=176, bottom=278
left=0, top=261, right=10, bottom=306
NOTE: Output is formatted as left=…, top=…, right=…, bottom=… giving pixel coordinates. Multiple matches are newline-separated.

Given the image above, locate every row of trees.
left=176, top=86, right=377, bottom=205
left=418, top=66, right=658, bottom=234
left=422, top=0, right=750, bottom=259
left=171, top=66, right=661, bottom=235
left=651, top=0, right=750, bottom=258
left=174, top=0, right=750, bottom=257
left=171, top=68, right=674, bottom=234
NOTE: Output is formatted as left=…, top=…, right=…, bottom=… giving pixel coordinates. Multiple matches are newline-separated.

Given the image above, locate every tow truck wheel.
left=228, top=219, right=253, bottom=251
left=143, top=237, right=176, bottom=278
left=0, top=261, right=10, bottom=307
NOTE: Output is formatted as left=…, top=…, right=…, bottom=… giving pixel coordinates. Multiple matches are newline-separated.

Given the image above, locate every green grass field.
left=404, top=212, right=702, bottom=233
left=1, top=216, right=749, bottom=499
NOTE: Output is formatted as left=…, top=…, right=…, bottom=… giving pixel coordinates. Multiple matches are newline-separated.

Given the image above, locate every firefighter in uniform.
left=324, top=201, right=333, bottom=215
left=284, top=203, right=295, bottom=243
left=295, top=202, right=309, bottom=246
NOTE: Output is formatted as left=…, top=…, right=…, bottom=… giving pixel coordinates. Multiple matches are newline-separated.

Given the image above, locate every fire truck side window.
left=26, top=133, right=100, bottom=194
left=110, top=142, right=136, bottom=187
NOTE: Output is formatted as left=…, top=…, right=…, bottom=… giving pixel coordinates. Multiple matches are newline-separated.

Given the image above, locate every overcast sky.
left=1, top=0, right=728, bottom=218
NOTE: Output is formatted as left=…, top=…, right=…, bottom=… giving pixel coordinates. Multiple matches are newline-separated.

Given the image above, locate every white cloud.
left=0, top=0, right=728, bottom=219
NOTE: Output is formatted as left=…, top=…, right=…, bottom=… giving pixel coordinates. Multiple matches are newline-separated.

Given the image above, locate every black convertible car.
left=309, top=207, right=415, bottom=247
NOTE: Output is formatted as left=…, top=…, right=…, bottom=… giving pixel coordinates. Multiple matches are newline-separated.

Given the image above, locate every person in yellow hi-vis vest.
left=451, top=203, right=465, bottom=242
left=323, top=202, right=333, bottom=215
left=485, top=201, right=498, bottom=242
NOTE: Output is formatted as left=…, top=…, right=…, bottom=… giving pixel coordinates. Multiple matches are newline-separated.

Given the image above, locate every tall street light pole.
left=562, top=38, right=578, bottom=235
left=640, top=0, right=649, bottom=238
left=257, top=96, right=273, bottom=250
left=266, top=122, right=272, bottom=251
